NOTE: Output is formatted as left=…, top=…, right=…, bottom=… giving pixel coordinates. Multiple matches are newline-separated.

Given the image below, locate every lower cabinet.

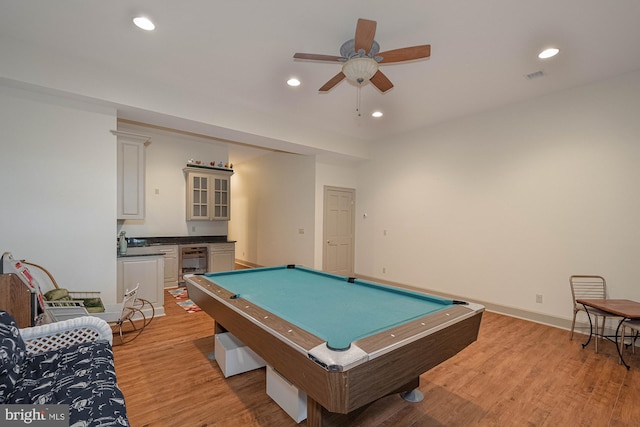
left=154, top=245, right=179, bottom=288
left=208, top=243, right=235, bottom=272
left=117, top=255, right=165, bottom=317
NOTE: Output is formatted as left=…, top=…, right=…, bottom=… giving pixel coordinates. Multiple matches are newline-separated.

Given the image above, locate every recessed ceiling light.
left=371, top=111, right=383, bottom=118
left=133, top=16, right=155, bottom=31
left=538, top=48, right=559, bottom=59
left=287, top=78, right=301, bottom=87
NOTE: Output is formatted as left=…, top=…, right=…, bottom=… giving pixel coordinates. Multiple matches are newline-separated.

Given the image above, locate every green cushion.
left=82, top=298, right=102, bottom=308
left=44, top=288, right=71, bottom=301
left=82, top=299, right=105, bottom=313
left=43, top=289, right=105, bottom=313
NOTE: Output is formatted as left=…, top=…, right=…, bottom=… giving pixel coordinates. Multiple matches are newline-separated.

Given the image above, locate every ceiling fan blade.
left=354, top=18, right=377, bottom=54
left=369, top=70, right=394, bottom=93
left=378, top=45, right=431, bottom=63
left=294, top=53, right=343, bottom=62
left=319, top=72, right=346, bottom=92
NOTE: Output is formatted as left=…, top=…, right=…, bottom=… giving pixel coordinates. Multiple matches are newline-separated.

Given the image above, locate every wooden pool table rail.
left=189, top=274, right=325, bottom=351
left=186, top=274, right=483, bottom=427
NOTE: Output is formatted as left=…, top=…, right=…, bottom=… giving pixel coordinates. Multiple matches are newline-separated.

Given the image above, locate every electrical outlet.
left=382, top=267, right=387, bottom=274
left=536, top=294, right=543, bottom=304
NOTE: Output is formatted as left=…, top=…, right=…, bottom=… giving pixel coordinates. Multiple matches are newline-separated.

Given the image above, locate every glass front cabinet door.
left=184, top=167, right=233, bottom=221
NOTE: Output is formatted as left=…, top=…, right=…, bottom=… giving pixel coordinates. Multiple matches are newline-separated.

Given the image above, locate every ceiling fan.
left=293, top=18, right=431, bottom=93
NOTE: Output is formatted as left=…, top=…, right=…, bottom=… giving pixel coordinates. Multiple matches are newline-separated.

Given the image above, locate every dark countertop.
left=117, top=252, right=164, bottom=258
left=125, top=235, right=236, bottom=248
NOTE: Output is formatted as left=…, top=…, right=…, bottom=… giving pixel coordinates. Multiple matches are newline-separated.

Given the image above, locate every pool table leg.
left=208, top=321, right=229, bottom=360
left=213, top=321, right=227, bottom=335
left=306, top=377, right=420, bottom=427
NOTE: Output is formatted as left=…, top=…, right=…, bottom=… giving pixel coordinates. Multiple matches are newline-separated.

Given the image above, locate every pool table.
left=185, top=265, right=483, bottom=426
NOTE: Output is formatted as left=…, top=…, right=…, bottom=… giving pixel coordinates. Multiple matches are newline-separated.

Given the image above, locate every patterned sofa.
left=0, top=310, right=129, bottom=426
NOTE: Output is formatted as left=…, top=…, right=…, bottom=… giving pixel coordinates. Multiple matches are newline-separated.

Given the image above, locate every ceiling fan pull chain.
left=356, top=83, right=362, bottom=117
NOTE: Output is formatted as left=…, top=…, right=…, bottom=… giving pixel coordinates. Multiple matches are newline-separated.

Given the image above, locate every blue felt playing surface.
left=204, top=266, right=452, bottom=350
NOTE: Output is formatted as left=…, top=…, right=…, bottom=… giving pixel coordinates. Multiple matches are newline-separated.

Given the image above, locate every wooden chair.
left=569, top=275, right=619, bottom=353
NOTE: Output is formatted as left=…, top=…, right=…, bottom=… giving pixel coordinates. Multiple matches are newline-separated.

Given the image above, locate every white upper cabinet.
left=184, top=167, right=233, bottom=221
left=114, top=130, right=150, bottom=220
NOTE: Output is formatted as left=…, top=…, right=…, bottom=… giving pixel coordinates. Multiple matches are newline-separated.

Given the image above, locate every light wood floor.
left=113, top=292, right=640, bottom=426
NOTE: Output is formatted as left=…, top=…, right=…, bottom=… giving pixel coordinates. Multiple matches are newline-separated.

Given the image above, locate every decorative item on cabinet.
left=118, top=231, right=127, bottom=255
left=185, top=162, right=233, bottom=171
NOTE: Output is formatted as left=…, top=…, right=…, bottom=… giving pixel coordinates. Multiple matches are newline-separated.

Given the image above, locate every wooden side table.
left=0, top=273, right=37, bottom=327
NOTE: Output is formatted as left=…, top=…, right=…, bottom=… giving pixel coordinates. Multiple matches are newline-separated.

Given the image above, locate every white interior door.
left=323, top=186, right=355, bottom=276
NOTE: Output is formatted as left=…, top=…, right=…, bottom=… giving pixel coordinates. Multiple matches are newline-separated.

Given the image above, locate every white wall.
left=231, top=152, right=359, bottom=270
left=356, top=70, right=640, bottom=323
left=116, top=123, right=229, bottom=238
left=229, top=152, right=315, bottom=267
left=0, top=85, right=118, bottom=300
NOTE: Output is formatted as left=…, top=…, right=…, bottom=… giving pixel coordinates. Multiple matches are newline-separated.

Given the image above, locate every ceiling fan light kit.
left=342, top=58, right=379, bottom=84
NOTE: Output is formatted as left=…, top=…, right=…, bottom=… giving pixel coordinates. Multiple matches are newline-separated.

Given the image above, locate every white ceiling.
left=2, top=1, right=640, bottom=163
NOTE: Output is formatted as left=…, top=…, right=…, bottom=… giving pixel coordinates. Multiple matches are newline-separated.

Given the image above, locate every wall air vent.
left=525, top=70, right=545, bottom=80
